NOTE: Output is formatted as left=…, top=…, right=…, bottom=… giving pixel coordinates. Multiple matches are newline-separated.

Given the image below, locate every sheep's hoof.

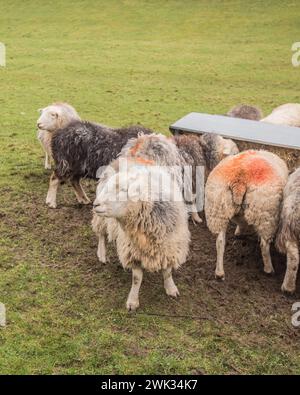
left=215, top=272, right=225, bottom=281
left=126, top=299, right=139, bottom=312
left=46, top=201, right=57, bottom=209
left=191, top=213, right=202, bottom=225
left=78, top=199, right=91, bottom=205
left=165, top=286, right=180, bottom=298
left=264, top=268, right=275, bottom=276
left=234, top=226, right=242, bottom=237
left=281, top=284, right=296, bottom=295
left=97, top=254, right=106, bottom=264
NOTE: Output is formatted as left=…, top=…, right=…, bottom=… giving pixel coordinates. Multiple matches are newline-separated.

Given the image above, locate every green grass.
left=0, top=0, right=300, bottom=374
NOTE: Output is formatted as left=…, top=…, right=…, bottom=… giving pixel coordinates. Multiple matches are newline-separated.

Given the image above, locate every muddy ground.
left=1, top=176, right=299, bottom=374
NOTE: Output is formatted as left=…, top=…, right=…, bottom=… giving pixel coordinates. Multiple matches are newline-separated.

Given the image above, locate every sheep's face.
left=37, top=106, right=63, bottom=131
left=93, top=167, right=180, bottom=220
left=93, top=172, right=142, bottom=219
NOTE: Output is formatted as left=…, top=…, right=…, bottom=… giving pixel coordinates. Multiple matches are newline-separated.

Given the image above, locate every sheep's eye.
left=51, top=112, right=57, bottom=118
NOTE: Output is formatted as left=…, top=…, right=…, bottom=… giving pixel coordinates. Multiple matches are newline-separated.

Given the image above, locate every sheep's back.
left=51, top=122, right=153, bottom=179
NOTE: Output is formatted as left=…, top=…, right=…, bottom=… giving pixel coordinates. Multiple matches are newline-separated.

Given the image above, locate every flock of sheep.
left=36, top=102, right=300, bottom=311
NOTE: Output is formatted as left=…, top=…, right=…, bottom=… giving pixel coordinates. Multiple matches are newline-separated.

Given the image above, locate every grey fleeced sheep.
left=92, top=133, right=184, bottom=264
left=92, top=131, right=238, bottom=266
left=276, top=168, right=300, bottom=294
left=227, top=104, right=263, bottom=121
left=93, top=164, right=190, bottom=311
left=37, top=102, right=81, bottom=169
left=173, top=133, right=239, bottom=223
left=205, top=150, right=288, bottom=280
left=261, top=103, right=300, bottom=127
left=46, top=122, right=153, bottom=208
left=92, top=132, right=239, bottom=269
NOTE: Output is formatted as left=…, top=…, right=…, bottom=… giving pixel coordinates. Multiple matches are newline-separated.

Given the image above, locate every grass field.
left=0, top=0, right=300, bottom=374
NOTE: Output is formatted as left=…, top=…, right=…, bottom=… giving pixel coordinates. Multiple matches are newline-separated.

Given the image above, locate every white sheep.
left=261, top=103, right=300, bottom=127
left=92, top=133, right=183, bottom=266
left=205, top=150, right=288, bottom=280
left=276, top=168, right=300, bottom=294
left=37, top=102, right=80, bottom=169
left=93, top=164, right=190, bottom=311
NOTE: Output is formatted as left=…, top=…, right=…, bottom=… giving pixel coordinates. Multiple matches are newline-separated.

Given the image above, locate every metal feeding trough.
left=170, top=112, right=300, bottom=171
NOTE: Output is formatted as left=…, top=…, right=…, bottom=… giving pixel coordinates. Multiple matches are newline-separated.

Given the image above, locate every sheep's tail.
left=276, top=210, right=298, bottom=254
left=230, top=181, right=247, bottom=208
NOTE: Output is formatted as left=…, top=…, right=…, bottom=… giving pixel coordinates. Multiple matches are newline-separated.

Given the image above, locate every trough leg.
left=163, top=267, right=180, bottom=297
left=126, top=266, right=143, bottom=312
left=260, top=238, right=274, bottom=274
left=97, top=234, right=107, bottom=264
left=282, top=241, right=299, bottom=294
left=215, top=229, right=226, bottom=280
left=46, top=172, right=60, bottom=209
left=71, top=178, right=91, bottom=205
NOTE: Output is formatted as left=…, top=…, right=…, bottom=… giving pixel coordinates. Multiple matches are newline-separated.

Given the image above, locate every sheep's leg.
left=163, top=267, right=179, bottom=297
left=282, top=241, right=299, bottom=294
left=97, top=234, right=107, bottom=264
left=46, top=172, right=60, bottom=209
left=126, top=267, right=143, bottom=312
left=191, top=211, right=202, bottom=224
left=44, top=152, right=51, bottom=170
left=260, top=238, right=274, bottom=274
left=233, top=216, right=252, bottom=237
left=71, top=178, right=91, bottom=205
left=215, top=229, right=226, bottom=280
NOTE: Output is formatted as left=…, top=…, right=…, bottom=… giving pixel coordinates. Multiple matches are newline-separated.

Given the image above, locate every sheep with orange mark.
left=173, top=133, right=239, bottom=223
left=92, top=134, right=183, bottom=264
left=276, top=168, right=300, bottom=294
left=92, top=161, right=190, bottom=311
left=205, top=150, right=288, bottom=280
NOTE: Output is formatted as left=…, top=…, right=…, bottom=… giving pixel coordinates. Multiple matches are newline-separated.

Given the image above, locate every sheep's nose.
left=37, top=123, right=42, bottom=129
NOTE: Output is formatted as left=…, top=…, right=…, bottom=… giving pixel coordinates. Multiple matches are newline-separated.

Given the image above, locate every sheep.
left=46, top=122, right=153, bottom=208
left=121, top=132, right=239, bottom=222
left=173, top=133, right=239, bottom=223
left=92, top=132, right=238, bottom=266
left=227, top=104, right=263, bottom=121
left=205, top=150, right=288, bottom=280
left=92, top=133, right=184, bottom=264
left=37, top=102, right=81, bottom=169
left=276, top=168, right=300, bottom=294
left=93, top=163, right=190, bottom=311
left=261, top=103, right=300, bottom=127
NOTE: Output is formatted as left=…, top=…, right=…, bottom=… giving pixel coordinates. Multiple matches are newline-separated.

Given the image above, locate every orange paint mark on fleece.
left=212, top=151, right=278, bottom=186
left=128, top=137, right=155, bottom=165
left=133, top=157, right=154, bottom=166
left=130, top=139, right=143, bottom=156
